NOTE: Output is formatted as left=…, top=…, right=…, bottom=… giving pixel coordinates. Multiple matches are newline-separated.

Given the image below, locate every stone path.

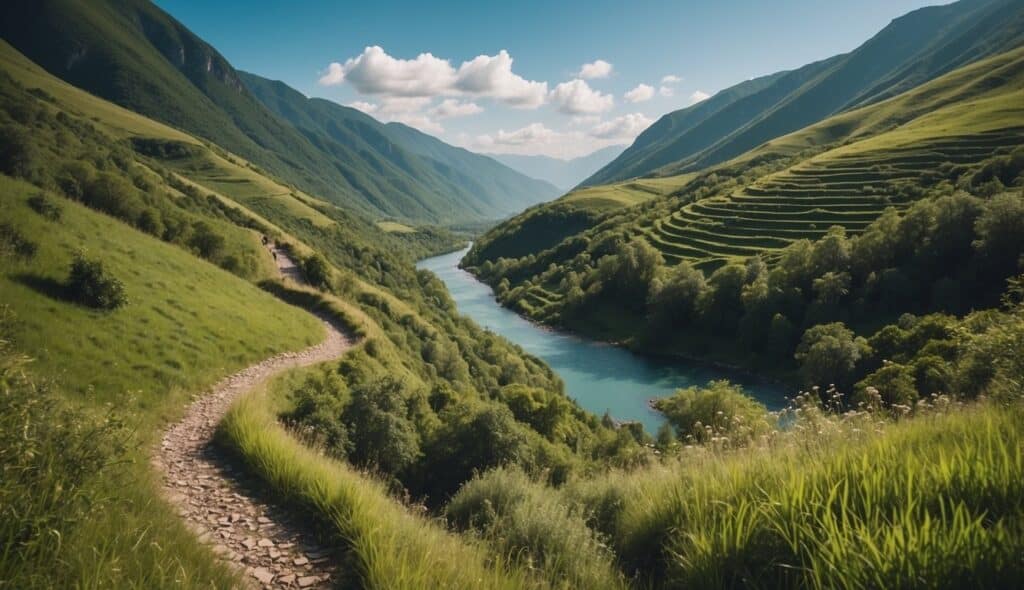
left=155, top=249, right=354, bottom=588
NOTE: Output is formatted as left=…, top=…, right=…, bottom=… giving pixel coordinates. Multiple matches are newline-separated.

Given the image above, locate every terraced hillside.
left=644, top=128, right=1024, bottom=273
left=584, top=0, right=1024, bottom=187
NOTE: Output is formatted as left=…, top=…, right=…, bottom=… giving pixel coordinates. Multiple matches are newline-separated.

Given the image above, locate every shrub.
left=67, top=253, right=127, bottom=310
left=301, top=253, right=333, bottom=289
left=0, top=222, right=37, bottom=260
left=652, top=380, right=773, bottom=446
left=187, top=221, right=225, bottom=261
left=853, top=361, right=918, bottom=411
left=26, top=194, right=62, bottom=221
left=445, top=467, right=625, bottom=589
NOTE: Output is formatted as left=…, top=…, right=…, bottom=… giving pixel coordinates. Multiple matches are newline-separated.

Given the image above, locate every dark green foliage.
left=0, top=123, right=36, bottom=178
left=795, top=323, right=870, bottom=391
left=187, top=221, right=225, bottom=260
left=67, top=253, right=127, bottom=310
left=300, top=253, right=332, bottom=289
left=0, top=222, right=37, bottom=260
left=284, top=372, right=351, bottom=459
left=652, top=380, right=773, bottom=445
left=343, top=378, right=422, bottom=479
left=26, top=193, right=61, bottom=220
left=853, top=362, right=919, bottom=410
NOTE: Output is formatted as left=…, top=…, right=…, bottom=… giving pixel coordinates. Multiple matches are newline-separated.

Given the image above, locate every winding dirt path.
left=155, top=246, right=353, bottom=588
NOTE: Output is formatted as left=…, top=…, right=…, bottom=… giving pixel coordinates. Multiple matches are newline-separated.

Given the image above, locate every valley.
left=1, top=0, right=1023, bottom=588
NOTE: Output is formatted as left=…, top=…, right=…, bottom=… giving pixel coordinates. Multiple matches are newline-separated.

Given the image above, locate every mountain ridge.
left=583, top=0, right=1024, bottom=187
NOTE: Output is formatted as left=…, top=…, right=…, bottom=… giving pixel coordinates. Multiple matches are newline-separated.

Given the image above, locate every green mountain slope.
left=488, top=145, right=626, bottom=191
left=240, top=71, right=559, bottom=221
left=584, top=0, right=1024, bottom=186
left=465, top=44, right=1024, bottom=340
left=0, top=0, right=555, bottom=224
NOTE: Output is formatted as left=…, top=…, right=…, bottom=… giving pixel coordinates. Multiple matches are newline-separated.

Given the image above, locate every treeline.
left=471, top=178, right=1024, bottom=409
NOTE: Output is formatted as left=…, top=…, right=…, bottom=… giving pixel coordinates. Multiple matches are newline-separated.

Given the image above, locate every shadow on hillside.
left=12, top=273, right=72, bottom=303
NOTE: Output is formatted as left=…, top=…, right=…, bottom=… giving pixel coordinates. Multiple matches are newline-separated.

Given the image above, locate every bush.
left=67, top=253, right=127, bottom=310
left=652, top=380, right=773, bottom=446
left=853, top=361, right=918, bottom=411
left=26, top=194, right=62, bottom=221
left=0, top=222, right=37, bottom=260
left=445, top=467, right=625, bottom=589
left=301, top=253, right=333, bottom=289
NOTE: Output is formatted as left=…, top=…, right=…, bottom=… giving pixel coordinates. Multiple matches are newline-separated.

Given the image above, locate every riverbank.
left=418, top=247, right=787, bottom=434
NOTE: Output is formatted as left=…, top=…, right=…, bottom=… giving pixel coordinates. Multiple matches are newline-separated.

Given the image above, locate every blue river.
left=418, top=246, right=788, bottom=433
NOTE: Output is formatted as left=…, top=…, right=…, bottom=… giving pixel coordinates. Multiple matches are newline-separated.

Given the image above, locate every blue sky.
left=156, top=0, right=943, bottom=158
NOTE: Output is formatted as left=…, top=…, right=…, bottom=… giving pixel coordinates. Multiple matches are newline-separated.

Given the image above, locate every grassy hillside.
left=0, top=175, right=323, bottom=587
left=0, top=34, right=647, bottom=587
left=0, top=0, right=553, bottom=224
left=584, top=0, right=1024, bottom=186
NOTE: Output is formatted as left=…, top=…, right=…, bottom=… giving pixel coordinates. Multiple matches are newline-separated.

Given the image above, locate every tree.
left=795, top=322, right=870, bottom=392
left=974, top=192, right=1024, bottom=275
left=811, top=226, right=851, bottom=276
left=813, top=271, right=851, bottom=305
left=646, top=261, right=707, bottom=331
left=344, top=379, right=421, bottom=477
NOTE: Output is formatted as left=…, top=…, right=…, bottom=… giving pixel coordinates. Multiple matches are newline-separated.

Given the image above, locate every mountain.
left=489, top=146, right=627, bottom=191
left=239, top=72, right=561, bottom=222
left=0, top=0, right=556, bottom=224
left=584, top=0, right=1024, bottom=186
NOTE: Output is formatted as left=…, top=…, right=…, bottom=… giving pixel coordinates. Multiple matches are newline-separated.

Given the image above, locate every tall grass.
left=218, top=382, right=549, bottom=590
left=564, top=403, right=1024, bottom=588
left=446, top=467, right=628, bottom=589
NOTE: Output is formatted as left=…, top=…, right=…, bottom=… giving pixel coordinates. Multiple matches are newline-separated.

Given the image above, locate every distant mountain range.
left=0, top=0, right=560, bottom=224
left=488, top=146, right=626, bottom=192
left=584, top=0, right=1024, bottom=186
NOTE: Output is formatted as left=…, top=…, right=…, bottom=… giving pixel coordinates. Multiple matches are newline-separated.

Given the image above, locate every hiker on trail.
left=261, top=235, right=269, bottom=246
left=272, top=250, right=277, bottom=261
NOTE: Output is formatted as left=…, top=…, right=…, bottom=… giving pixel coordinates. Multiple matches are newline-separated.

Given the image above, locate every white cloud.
left=347, top=101, right=379, bottom=114
left=577, top=59, right=613, bottom=79
left=480, top=123, right=559, bottom=146
left=548, top=79, right=614, bottom=115
left=319, top=46, right=454, bottom=97
left=319, top=46, right=546, bottom=109
left=659, top=85, right=674, bottom=97
left=690, top=90, right=711, bottom=104
left=624, top=83, right=655, bottom=103
left=590, top=113, right=654, bottom=140
left=429, top=99, right=483, bottom=119
left=320, top=63, right=345, bottom=85
left=661, top=74, right=682, bottom=85
left=454, top=50, right=548, bottom=108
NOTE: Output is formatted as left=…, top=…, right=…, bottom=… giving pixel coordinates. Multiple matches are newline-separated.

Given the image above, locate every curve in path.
left=155, top=246, right=354, bottom=588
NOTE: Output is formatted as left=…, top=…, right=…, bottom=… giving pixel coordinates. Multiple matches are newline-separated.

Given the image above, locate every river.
left=417, top=246, right=788, bottom=433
